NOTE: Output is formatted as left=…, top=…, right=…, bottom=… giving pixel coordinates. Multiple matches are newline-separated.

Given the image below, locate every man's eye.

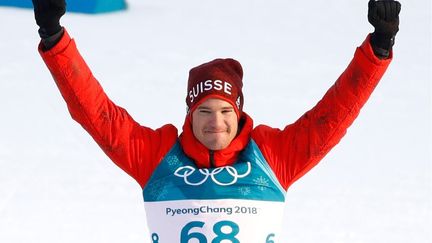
left=222, top=110, right=233, bottom=114
left=200, top=110, right=211, bottom=114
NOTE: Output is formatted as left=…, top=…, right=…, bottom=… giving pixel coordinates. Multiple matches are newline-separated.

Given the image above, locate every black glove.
left=368, top=0, right=401, bottom=58
left=32, top=0, right=66, bottom=39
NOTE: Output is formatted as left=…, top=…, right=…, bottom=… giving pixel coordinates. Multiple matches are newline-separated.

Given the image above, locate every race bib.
left=146, top=199, right=284, bottom=242
left=143, top=141, right=286, bottom=242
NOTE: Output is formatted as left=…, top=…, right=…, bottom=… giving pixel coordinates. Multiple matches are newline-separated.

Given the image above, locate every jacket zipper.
left=209, top=150, right=215, bottom=168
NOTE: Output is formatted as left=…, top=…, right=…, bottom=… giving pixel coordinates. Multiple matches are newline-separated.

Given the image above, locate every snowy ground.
left=0, top=0, right=430, bottom=242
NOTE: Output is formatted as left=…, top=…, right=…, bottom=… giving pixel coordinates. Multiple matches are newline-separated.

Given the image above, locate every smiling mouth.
left=205, top=130, right=227, bottom=134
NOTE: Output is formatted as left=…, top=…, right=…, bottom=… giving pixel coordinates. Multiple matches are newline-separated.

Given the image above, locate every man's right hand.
left=32, top=0, right=66, bottom=39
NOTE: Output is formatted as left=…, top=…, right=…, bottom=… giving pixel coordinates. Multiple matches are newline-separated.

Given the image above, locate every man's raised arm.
left=31, top=0, right=178, bottom=187
left=252, top=0, right=401, bottom=189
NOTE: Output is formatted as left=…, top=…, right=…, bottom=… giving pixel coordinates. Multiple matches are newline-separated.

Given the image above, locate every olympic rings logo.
left=174, top=162, right=251, bottom=186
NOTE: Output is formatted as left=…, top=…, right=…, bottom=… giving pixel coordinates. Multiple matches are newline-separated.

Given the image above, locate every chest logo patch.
left=174, top=162, right=252, bottom=186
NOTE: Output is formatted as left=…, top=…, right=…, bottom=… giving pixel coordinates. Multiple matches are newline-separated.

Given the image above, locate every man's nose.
left=209, top=112, right=224, bottom=127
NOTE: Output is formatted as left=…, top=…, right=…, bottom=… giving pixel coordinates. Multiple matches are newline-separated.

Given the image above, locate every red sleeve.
left=252, top=35, right=392, bottom=190
left=39, top=29, right=178, bottom=188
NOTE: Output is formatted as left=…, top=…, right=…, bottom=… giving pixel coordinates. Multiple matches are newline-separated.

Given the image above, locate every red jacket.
left=39, top=29, right=392, bottom=190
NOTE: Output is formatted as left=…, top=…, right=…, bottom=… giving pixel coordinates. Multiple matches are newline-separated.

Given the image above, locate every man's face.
left=192, top=98, right=239, bottom=151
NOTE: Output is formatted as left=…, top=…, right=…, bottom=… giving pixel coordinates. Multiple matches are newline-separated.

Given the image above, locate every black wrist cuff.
left=371, top=32, right=395, bottom=51
left=372, top=46, right=391, bottom=59
left=38, top=23, right=62, bottom=39
left=370, top=32, right=395, bottom=59
left=41, top=27, right=64, bottom=51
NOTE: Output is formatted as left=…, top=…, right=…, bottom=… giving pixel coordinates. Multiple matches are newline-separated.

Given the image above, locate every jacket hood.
left=179, top=112, right=253, bottom=168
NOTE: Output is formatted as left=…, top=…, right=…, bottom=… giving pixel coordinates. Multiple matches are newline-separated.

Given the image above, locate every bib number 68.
left=181, top=220, right=240, bottom=243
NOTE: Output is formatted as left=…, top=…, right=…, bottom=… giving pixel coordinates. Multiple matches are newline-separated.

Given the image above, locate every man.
left=32, top=0, right=401, bottom=242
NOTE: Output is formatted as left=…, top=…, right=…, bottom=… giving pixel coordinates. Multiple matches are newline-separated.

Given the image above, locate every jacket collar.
left=179, top=112, right=253, bottom=168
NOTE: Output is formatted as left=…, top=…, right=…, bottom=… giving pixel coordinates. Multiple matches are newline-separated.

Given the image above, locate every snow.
left=0, top=0, right=430, bottom=242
